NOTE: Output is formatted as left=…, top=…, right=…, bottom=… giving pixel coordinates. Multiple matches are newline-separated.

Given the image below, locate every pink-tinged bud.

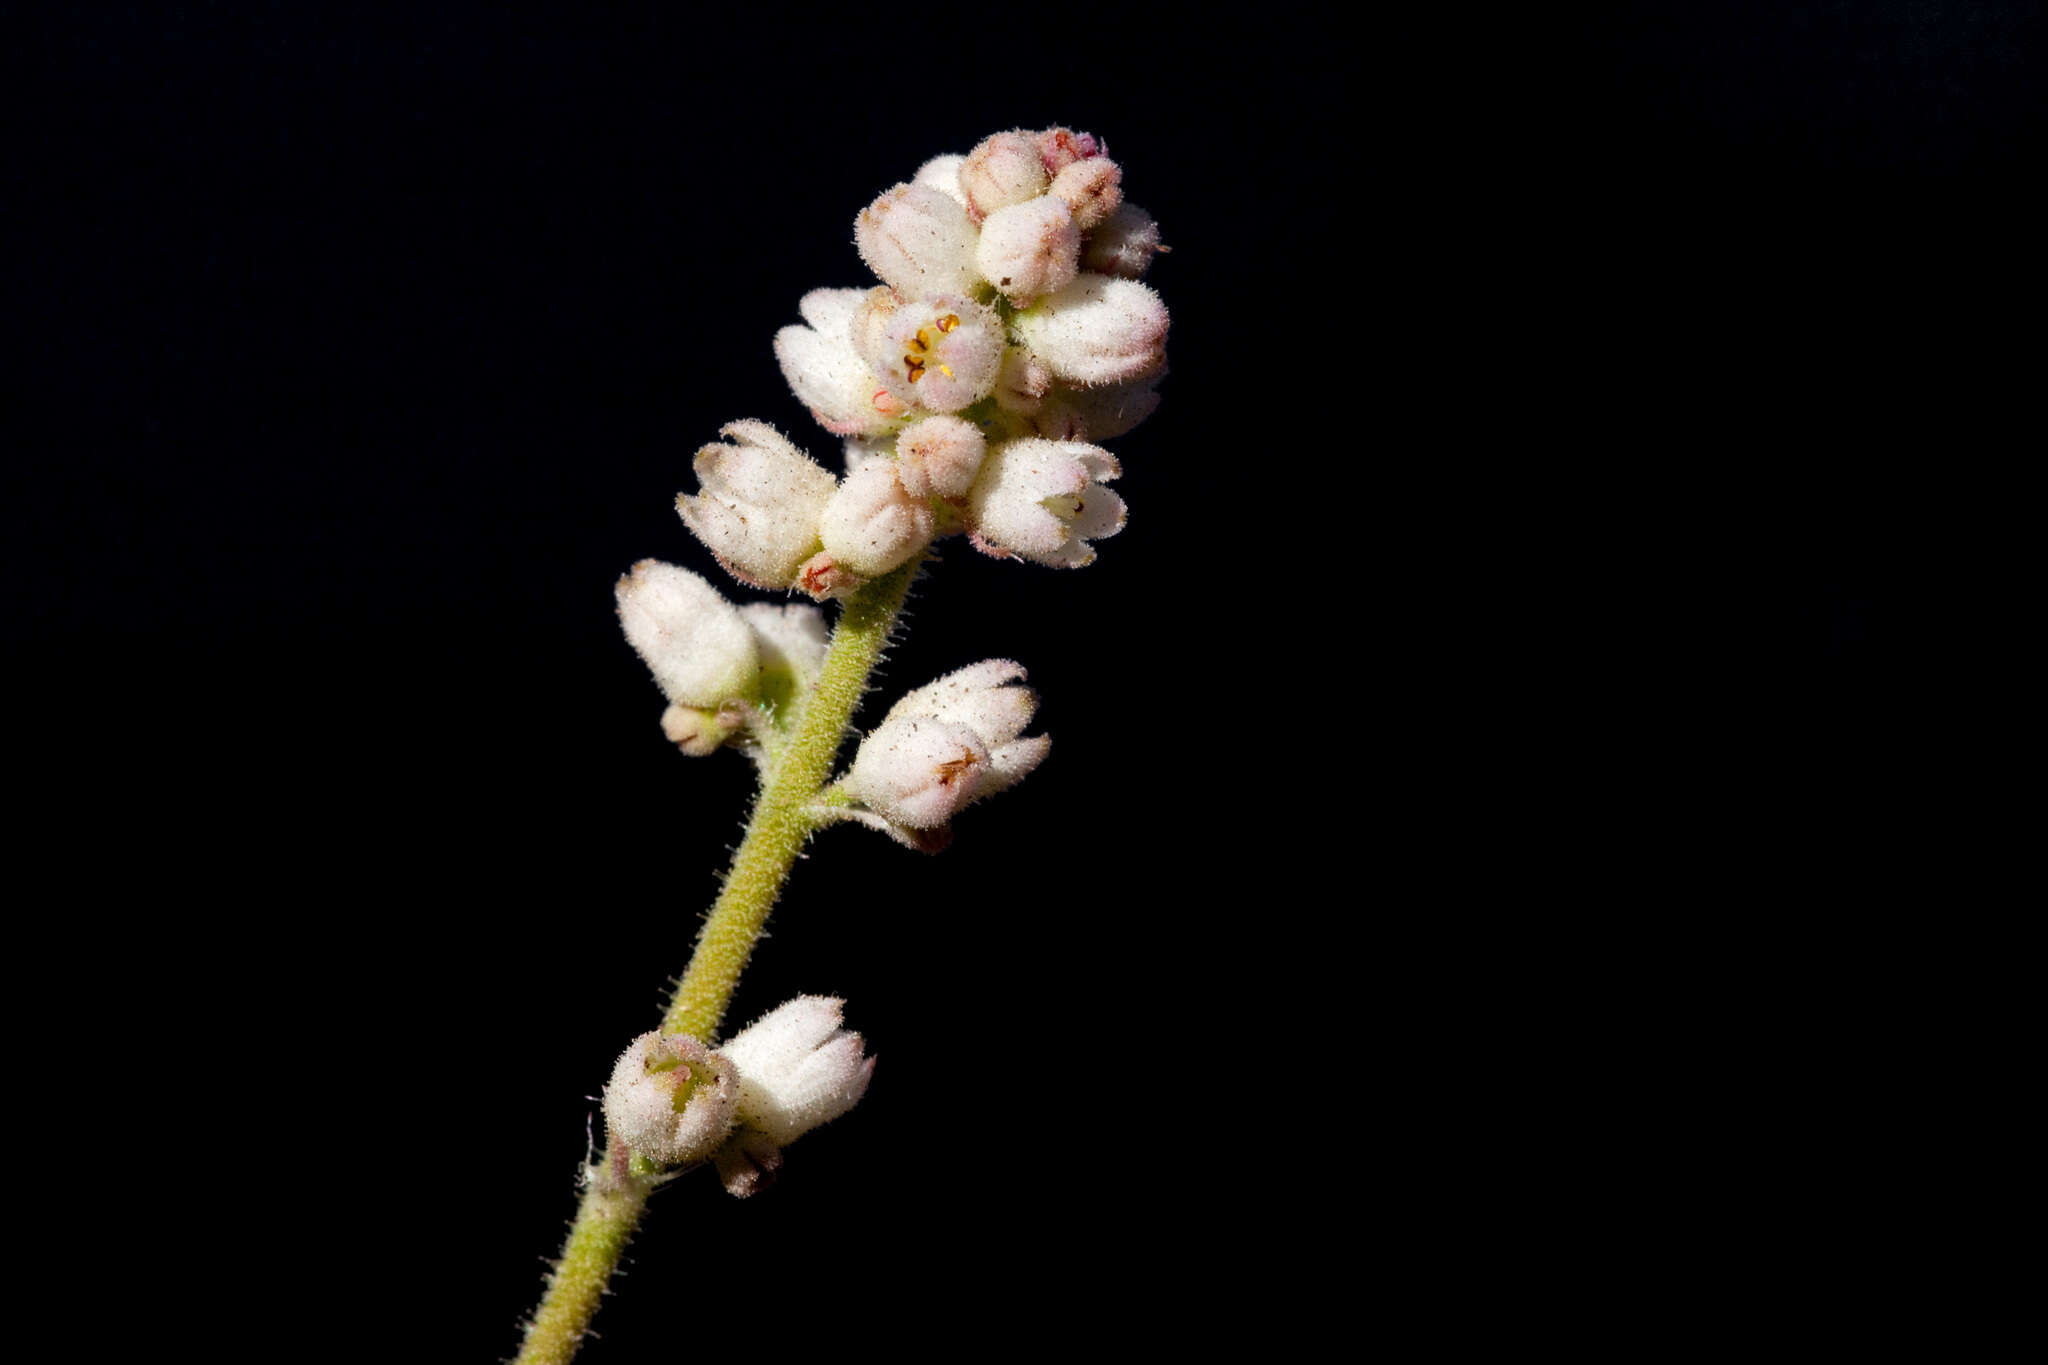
left=1012, top=274, right=1168, bottom=386
left=659, top=703, right=734, bottom=757
left=615, top=560, right=760, bottom=709
left=845, top=714, right=992, bottom=828
left=895, top=415, right=987, bottom=500
left=966, top=439, right=1126, bottom=569
left=1080, top=202, right=1166, bottom=278
left=960, top=130, right=1050, bottom=222
left=1049, top=157, right=1122, bottom=230
left=1030, top=375, right=1163, bottom=441
left=993, top=347, right=1053, bottom=415
left=603, top=1031, right=739, bottom=1168
left=1035, top=126, right=1104, bottom=175
left=774, top=289, right=900, bottom=438
left=795, top=550, right=860, bottom=601
left=677, top=421, right=836, bottom=590
left=716, top=996, right=876, bottom=1150
left=976, top=197, right=1081, bottom=306
left=881, top=659, right=1046, bottom=799
left=912, top=152, right=969, bottom=207
left=854, top=183, right=981, bottom=299
left=818, top=460, right=935, bottom=577
left=860, top=294, right=1005, bottom=413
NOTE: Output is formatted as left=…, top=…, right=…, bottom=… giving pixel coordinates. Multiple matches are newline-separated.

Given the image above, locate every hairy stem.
left=663, top=553, right=921, bottom=1041
left=514, top=554, right=921, bottom=1364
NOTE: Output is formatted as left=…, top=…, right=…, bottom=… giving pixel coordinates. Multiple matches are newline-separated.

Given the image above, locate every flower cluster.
left=603, top=998, right=875, bottom=1196
left=672, top=125, right=1166, bottom=596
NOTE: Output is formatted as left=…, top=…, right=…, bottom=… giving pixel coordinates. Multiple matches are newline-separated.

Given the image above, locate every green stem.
left=662, top=553, right=921, bottom=1042
left=513, top=554, right=922, bottom=1364
left=513, top=1141, right=648, bottom=1365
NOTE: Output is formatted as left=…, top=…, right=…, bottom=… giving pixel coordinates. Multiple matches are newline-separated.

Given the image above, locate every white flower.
left=966, top=439, right=1127, bottom=568
left=976, top=197, right=1082, bottom=306
left=842, top=660, right=1050, bottom=829
left=603, top=1032, right=738, bottom=1168
left=959, top=130, right=1049, bottom=221
left=912, top=153, right=969, bottom=207
left=1080, top=202, right=1165, bottom=278
left=677, top=421, right=837, bottom=590
left=712, top=997, right=875, bottom=1196
left=818, top=459, right=935, bottom=577
left=774, top=289, right=902, bottom=437
left=615, top=561, right=758, bottom=710
left=854, top=183, right=981, bottom=299
left=1011, top=274, right=1168, bottom=386
left=843, top=714, right=990, bottom=829
left=859, top=294, right=1005, bottom=414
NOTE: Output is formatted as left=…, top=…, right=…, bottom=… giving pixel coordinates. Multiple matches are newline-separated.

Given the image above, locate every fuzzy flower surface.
left=747, top=124, right=1166, bottom=589
left=712, top=997, right=876, bottom=1197
left=603, top=1032, right=739, bottom=1168
left=840, top=659, right=1050, bottom=835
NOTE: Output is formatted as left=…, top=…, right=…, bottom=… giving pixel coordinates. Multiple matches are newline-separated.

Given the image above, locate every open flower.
left=774, top=289, right=903, bottom=437
left=603, top=1032, right=738, bottom=1168
left=712, top=997, right=875, bottom=1197
left=966, top=439, right=1127, bottom=568
left=859, top=294, right=1005, bottom=414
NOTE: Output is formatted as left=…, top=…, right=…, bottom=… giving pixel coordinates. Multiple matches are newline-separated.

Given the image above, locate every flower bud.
left=895, top=415, right=986, bottom=500
left=795, top=550, right=859, bottom=601
left=844, top=714, right=992, bottom=828
left=603, top=1031, right=739, bottom=1168
left=660, top=702, right=738, bottom=757
left=993, top=348, right=1053, bottom=415
left=1035, top=126, right=1104, bottom=175
left=861, top=295, right=1005, bottom=413
left=1049, top=157, right=1122, bottom=231
left=976, top=197, right=1081, bottom=306
left=818, top=460, right=935, bottom=577
left=959, top=130, right=1050, bottom=222
left=966, top=439, right=1126, bottom=569
left=774, top=289, right=900, bottom=438
left=615, top=561, right=759, bottom=709
left=714, top=996, right=875, bottom=1191
left=912, top=152, right=969, bottom=207
left=677, top=421, right=837, bottom=589
left=1012, top=274, right=1168, bottom=386
left=854, top=183, right=981, bottom=299
left=1080, top=202, right=1165, bottom=278
left=1030, top=375, right=1163, bottom=441
left=881, top=658, right=1048, bottom=798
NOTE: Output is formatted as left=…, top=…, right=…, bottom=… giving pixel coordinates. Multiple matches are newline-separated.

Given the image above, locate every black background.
left=9, top=3, right=2032, bottom=1358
